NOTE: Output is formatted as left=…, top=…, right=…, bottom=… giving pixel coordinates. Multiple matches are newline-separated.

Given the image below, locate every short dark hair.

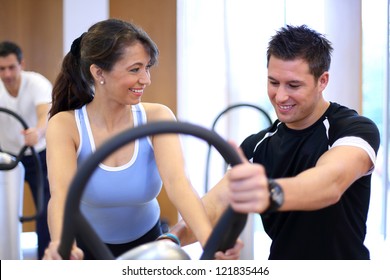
left=267, top=25, right=333, bottom=79
left=0, top=41, right=23, bottom=63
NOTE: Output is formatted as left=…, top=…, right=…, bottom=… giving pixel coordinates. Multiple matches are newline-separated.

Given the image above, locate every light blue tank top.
left=75, top=104, right=162, bottom=244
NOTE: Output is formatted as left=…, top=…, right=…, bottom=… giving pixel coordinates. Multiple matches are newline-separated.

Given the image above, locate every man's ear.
left=318, top=71, right=329, bottom=91
left=20, top=59, right=25, bottom=70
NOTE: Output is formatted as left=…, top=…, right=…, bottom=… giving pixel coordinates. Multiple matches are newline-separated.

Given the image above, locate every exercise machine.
left=0, top=107, right=43, bottom=259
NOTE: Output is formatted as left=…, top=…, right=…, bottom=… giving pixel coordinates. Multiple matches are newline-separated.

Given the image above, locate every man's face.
left=267, top=56, right=328, bottom=130
left=0, top=54, right=23, bottom=89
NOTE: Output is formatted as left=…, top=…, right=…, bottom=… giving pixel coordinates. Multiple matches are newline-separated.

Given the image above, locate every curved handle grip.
left=0, top=107, right=44, bottom=222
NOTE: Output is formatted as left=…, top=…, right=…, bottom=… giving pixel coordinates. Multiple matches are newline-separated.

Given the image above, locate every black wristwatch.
left=264, top=179, right=284, bottom=214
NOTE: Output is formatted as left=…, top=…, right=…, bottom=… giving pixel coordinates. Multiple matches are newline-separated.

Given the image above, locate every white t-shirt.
left=0, top=71, right=52, bottom=155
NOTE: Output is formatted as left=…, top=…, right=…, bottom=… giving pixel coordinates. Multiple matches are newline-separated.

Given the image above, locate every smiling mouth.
left=278, top=104, right=294, bottom=110
left=130, top=89, right=143, bottom=95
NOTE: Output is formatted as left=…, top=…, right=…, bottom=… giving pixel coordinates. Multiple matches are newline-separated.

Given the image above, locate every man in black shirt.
left=170, top=25, right=380, bottom=260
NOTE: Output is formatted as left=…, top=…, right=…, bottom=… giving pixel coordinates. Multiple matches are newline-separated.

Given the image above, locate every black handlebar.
left=0, top=107, right=44, bottom=222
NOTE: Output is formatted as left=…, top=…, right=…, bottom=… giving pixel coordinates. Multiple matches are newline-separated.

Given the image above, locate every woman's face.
left=100, top=42, right=152, bottom=105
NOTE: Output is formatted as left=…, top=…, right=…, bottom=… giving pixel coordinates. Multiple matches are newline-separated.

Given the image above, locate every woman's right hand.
left=42, top=240, right=84, bottom=260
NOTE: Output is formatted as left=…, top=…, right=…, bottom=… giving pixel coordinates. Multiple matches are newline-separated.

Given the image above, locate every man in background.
left=0, top=41, right=52, bottom=259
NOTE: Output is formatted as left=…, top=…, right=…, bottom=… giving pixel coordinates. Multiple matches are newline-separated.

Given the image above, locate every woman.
left=43, top=18, right=212, bottom=259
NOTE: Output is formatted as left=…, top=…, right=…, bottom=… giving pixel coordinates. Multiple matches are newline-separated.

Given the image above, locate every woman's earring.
left=100, top=80, right=105, bottom=85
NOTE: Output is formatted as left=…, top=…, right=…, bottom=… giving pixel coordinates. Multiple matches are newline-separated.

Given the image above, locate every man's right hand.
left=214, top=239, right=244, bottom=260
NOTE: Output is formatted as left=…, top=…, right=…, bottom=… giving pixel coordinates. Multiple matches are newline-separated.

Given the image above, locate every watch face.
left=271, top=184, right=284, bottom=206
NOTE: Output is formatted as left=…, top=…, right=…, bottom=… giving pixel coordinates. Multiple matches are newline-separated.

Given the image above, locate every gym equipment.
left=117, top=240, right=191, bottom=260
left=203, top=103, right=273, bottom=259
left=58, top=121, right=247, bottom=260
left=204, top=103, right=272, bottom=193
left=0, top=107, right=44, bottom=259
left=0, top=151, right=25, bottom=259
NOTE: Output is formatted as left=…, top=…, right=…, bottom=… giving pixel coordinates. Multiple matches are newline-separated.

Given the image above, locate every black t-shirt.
left=240, top=102, right=380, bottom=259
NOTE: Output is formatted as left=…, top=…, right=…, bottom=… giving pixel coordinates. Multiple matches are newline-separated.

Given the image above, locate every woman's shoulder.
left=48, top=110, right=77, bottom=130
left=46, top=110, right=80, bottom=152
left=140, top=102, right=176, bottom=122
left=49, top=110, right=75, bottom=121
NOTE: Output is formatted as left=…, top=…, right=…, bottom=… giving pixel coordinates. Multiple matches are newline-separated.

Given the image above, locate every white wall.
left=63, top=0, right=109, bottom=55
left=324, top=0, right=362, bottom=112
